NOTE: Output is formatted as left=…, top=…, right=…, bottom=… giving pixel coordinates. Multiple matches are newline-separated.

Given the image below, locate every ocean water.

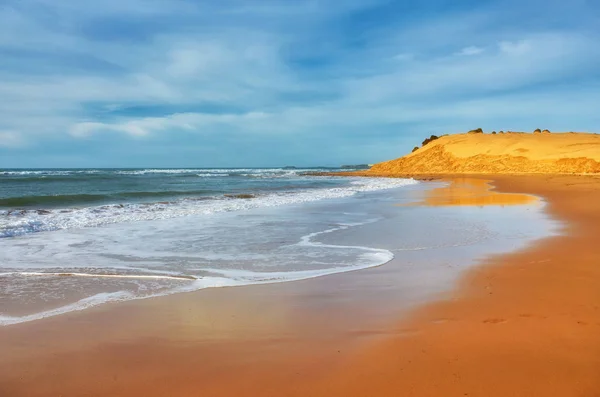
left=0, top=169, right=557, bottom=326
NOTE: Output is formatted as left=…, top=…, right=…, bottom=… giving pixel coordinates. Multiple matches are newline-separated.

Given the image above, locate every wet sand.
left=403, top=176, right=539, bottom=207
left=1, top=175, right=599, bottom=397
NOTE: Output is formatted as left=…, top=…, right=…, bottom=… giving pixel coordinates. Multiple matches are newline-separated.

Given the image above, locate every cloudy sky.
left=1, top=0, right=599, bottom=168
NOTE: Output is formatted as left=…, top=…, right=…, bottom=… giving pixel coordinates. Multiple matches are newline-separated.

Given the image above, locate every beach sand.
left=0, top=175, right=599, bottom=397
left=370, top=132, right=600, bottom=174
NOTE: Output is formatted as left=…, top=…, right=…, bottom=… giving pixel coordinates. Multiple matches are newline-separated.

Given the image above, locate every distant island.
left=340, top=164, right=371, bottom=170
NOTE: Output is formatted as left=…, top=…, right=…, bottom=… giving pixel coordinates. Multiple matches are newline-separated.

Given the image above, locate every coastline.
left=317, top=175, right=600, bottom=396
left=1, top=175, right=599, bottom=396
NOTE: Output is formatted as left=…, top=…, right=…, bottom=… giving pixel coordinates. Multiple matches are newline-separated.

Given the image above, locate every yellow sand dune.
left=369, top=132, right=600, bottom=175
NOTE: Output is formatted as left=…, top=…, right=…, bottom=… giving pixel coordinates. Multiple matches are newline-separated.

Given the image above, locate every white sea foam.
left=0, top=272, right=197, bottom=280
left=0, top=170, right=103, bottom=176
left=0, top=291, right=134, bottom=326
left=0, top=177, right=418, bottom=237
left=0, top=220, right=395, bottom=326
left=0, top=179, right=559, bottom=328
left=193, top=222, right=394, bottom=283
left=114, top=168, right=314, bottom=175
left=196, top=173, right=226, bottom=177
left=116, top=169, right=214, bottom=175
left=0, top=168, right=306, bottom=176
left=0, top=275, right=253, bottom=327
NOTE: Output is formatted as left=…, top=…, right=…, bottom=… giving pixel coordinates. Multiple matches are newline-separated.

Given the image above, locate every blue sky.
left=1, top=0, right=599, bottom=168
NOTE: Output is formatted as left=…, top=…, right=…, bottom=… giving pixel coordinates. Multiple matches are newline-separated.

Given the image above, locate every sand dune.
left=369, top=132, right=600, bottom=175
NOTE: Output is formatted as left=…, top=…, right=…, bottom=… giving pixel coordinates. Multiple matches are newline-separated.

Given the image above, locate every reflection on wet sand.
left=406, top=177, right=538, bottom=207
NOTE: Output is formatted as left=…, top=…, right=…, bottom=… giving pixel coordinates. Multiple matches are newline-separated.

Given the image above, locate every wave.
left=117, top=190, right=217, bottom=200
left=114, top=168, right=318, bottom=176
left=0, top=168, right=223, bottom=178
left=0, top=221, right=394, bottom=327
left=1, top=175, right=117, bottom=183
left=116, top=169, right=217, bottom=175
left=0, top=291, right=136, bottom=327
left=0, top=194, right=111, bottom=208
left=0, top=177, right=419, bottom=238
left=0, top=271, right=197, bottom=281
left=0, top=170, right=104, bottom=176
left=1, top=168, right=331, bottom=177
left=0, top=190, right=219, bottom=208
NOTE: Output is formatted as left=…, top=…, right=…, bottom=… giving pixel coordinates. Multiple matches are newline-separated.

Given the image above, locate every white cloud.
left=69, top=111, right=273, bottom=137
left=499, top=40, right=531, bottom=54
left=392, top=53, right=414, bottom=61
left=0, top=0, right=599, bottom=154
left=457, top=46, right=484, bottom=56
left=343, top=32, right=599, bottom=105
left=0, top=131, right=24, bottom=148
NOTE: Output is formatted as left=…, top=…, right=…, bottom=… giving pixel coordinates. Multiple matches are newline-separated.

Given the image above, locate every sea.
left=0, top=168, right=557, bottom=326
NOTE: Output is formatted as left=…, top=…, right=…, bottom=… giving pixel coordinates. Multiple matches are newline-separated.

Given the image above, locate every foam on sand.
left=0, top=222, right=395, bottom=327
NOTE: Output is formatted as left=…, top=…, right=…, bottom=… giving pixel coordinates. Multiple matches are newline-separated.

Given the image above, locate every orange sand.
left=0, top=175, right=599, bottom=397
left=370, top=132, right=600, bottom=174
left=310, top=175, right=600, bottom=396
left=404, top=177, right=538, bottom=207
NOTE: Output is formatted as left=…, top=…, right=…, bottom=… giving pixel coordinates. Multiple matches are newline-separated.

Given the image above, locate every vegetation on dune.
left=467, top=128, right=483, bottom=134
left=421, top=135, right=439, bottom=147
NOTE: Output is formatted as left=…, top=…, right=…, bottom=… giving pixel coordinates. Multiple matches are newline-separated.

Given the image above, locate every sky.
left=1, top=0, right=599, bottom=168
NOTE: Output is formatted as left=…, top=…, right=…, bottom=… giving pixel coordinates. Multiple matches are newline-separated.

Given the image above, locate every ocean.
left=0, top=168, right=556, bottom=326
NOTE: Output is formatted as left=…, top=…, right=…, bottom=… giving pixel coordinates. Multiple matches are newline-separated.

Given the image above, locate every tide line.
left=0, top=272, right=197, bottom=281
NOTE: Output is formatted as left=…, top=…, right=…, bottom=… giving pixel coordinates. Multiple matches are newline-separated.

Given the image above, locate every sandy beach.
left=3, top=1, right=600, bottom=395
left=1, top=174, right=598, bottom=397
left=369, top=132, right=600, bottom=175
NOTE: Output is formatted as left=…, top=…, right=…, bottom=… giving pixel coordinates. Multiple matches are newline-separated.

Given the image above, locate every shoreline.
left=1, top=175, right=599, bottom=396
left=319, top=174, right=600, bottom=397
left=0, top=177, right=539, bottom=327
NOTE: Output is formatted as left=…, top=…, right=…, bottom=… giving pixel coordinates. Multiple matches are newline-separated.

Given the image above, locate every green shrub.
left=421, top=135, right=439, bottom=146
left=467, top=128, right=483, bottom=134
